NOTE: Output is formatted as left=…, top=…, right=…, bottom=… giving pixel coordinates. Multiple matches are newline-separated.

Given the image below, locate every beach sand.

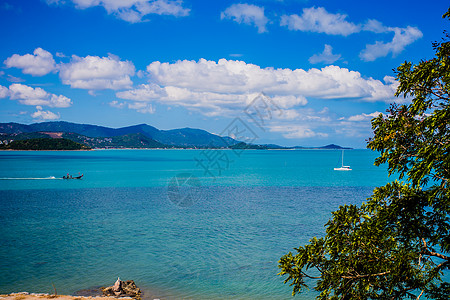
left=0, top=294, right=137, bottom=300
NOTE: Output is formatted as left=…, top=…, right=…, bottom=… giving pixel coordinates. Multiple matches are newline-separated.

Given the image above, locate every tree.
left=278, top=9, right=450, bottom=299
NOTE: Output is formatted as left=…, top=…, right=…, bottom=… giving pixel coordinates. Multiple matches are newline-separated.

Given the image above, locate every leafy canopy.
left=278, top=8, right=450, bottom=300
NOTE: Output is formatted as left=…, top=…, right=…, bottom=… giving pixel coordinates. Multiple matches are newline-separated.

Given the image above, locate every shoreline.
left=0, top=147, right=360, bottom=151
left=0, top=293, right=133, bottom=300
left=0, top=292, right=163, bottom=300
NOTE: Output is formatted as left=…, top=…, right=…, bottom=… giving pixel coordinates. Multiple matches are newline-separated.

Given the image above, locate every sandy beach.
left=0, top=294, right=135, bottom=300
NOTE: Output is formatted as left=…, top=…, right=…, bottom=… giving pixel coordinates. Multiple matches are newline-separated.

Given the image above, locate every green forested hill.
left=0, top=138, right=91, bottom=150
left=63, top=132, right=169, bottom=148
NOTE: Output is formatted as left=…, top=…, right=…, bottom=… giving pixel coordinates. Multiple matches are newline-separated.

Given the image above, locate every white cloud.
left=280, top=8, right=422, bottom=62
left=360, top=26, right=423, bottom=61
left=309, top=44, right=341, bottom=64
left=271, top=95, right=307, bottom=108
left=7, top=75, right=25, bottom=83
left=142, top=59, right=397, bottom=101
left=221, top=4, right=269, bottom=33
left=8, top=83, right=72, bottom=107
left=47, top=0, right=190, bottom=23
left=116, top=83, right=167, bottom=101
left=109, top=100, right=126, bottom=108
left=117, top=84, right=264, bottom=117
left=128, top=102, right=155, bottom=114
left=115, top=58, right=399, bottom=119
left=275, top=109, right=300, bottom=120
left=4, top=48, right=56, bottom=76
left=59, top=54, right=135, bottom=90
left=114, top=58, right=401, bottom=139
left=347, top=111, right=382, bottom=121
left=269, top=124, right=328, bottom=139
left=363, top=19, right=388, bottom=33
left=281, top=7, right=360, bottom=36
left=0, top=85, right=9, bottom=98
left=31, top=107, right=60, bottom=120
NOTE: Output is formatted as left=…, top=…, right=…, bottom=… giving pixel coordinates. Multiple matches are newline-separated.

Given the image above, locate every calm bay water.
left=0, top=149, right=391, bottom=299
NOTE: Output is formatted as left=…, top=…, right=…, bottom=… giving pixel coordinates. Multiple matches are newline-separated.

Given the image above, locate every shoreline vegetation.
left=0, top=133, right=352, bottom=151
left=0, top=138, right=90, bottom=151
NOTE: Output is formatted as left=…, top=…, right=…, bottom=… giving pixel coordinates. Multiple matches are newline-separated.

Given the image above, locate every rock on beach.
left=102, top=279, right=141, bottom=300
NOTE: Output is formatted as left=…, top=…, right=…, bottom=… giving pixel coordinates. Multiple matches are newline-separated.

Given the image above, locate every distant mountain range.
left=0, top=121, right=352, bottom=150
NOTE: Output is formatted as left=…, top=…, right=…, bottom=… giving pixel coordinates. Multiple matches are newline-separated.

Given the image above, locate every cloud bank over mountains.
left=3, top=48, right=399, bottom=111
left=2, top=47, right=400, bottom=137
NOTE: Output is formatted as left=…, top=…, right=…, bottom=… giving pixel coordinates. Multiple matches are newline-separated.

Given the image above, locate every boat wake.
left=0, top=176, right=62, bottom=180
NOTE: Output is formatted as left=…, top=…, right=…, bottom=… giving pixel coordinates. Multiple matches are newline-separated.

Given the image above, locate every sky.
left=0, top=0, right=448, bottom=148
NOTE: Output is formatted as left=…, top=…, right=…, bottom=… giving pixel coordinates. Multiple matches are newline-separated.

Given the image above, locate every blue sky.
left=0, top=0, right=448, bottom=148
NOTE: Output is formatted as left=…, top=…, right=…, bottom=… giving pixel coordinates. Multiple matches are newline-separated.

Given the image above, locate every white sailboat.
left=334, top=150, right=352, bottom=171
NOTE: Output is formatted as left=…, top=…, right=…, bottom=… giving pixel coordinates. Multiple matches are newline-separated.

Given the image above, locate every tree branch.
left=301, top=270, right=321, bottom=279
left=341, top=271, right=390, bottom=279
left=422, top=249, right=450, bottom=261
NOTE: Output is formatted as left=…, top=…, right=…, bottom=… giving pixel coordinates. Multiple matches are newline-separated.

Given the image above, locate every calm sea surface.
left=0, top=149, right=392, bottom=299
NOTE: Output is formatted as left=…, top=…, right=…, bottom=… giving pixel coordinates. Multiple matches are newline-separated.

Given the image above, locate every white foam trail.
left=0, top=176, right=62, bottom=180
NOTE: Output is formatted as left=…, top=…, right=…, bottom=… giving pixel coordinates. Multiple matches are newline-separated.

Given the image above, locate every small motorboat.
left=63, top=174, right=84, bottom=179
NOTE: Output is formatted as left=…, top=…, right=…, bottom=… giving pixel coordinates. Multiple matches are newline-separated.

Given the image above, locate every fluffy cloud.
left=59, top=54, right=135, bottom=90
left=144, top=59, right=397, bottom=101
left=269, top=124, right=328, bottom=139
left=128, top=102, right=155, bottom=113
left=109, top=100, right=126, bottom=108
left=4, top=48, right=56, bottom=76
left=221, top=4, right=269, bottom=33
left=7, top=75, right=25, bottom=83
left=5, top=49, right=136, bottom=91
left=309, top=44, right=341, bottom=64
left=360, top=26, right=423, bottom=61
left=115, top=58, right=398, bottom=125
left=280, top=7, right=422, bottom=62
left=31, top=106, right=60, bottom=120
left=363, top=19, right=388, bottom=34
left=347, top=111, right=382, bottom=121
left=47, top=0, right=190, bottom=23
left=281, top=7, right=360, bottom=36
left=8, top=84, right=72, bottom=107
left=117, top=84, right=264, bottom=116
left=117, top=85, right=309, bottom=117
left=0, top=85, right=9, bottom=98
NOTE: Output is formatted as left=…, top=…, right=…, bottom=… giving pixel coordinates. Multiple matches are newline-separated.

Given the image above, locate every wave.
left=0, top=176, right=62, bottom=180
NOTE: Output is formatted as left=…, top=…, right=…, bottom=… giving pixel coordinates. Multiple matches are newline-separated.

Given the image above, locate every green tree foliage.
left=0, top=138, right=90, bottom=150
left=278, top=9, right=450, bottom=299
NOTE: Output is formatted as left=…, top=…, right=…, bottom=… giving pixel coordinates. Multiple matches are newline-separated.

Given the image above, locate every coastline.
left=0, top=293, right=133, bottom=300
left=0, top=147, right=360, bottom=151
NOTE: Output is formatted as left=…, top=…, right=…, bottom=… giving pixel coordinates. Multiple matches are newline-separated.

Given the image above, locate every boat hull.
left=334, top=167, right=352, bottom=171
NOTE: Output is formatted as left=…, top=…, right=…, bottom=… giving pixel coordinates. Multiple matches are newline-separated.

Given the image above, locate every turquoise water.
left=0, top=149, right=391, bottom=299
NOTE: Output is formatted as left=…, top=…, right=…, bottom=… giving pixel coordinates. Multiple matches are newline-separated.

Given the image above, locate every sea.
left=0, top=149, right=394, bottom=299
